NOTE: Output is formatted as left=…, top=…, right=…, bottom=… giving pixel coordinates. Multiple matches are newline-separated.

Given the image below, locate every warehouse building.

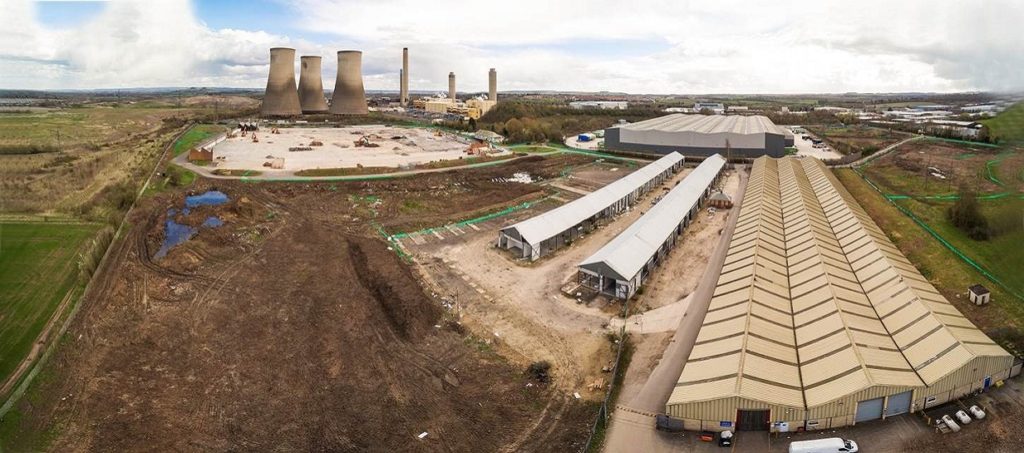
left=604, top=114, right=793, bottom=158
left=667, top=157, right=1015, bottom=432
left=578, top=154, right=726, bottom=299
left=497, top=152, right=684, bottom=261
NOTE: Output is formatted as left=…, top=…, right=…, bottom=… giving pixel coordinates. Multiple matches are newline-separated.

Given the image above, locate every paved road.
left=602, top=167, right=749, bottom=453
left=833, top=135, right=923, bottom=168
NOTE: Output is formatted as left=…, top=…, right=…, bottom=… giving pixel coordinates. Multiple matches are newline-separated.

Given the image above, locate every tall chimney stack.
left=297, top=56, right=328, bottom=113
left=488, top=68, right=497, bottom=102
left=399, top=68, right=403, bottom=101
left=329, top=50, right=368, bottom=115
left=400, top=47, right=409, bottom=106
left=448, top=72, right=456, bottom=100
left=261, top=47, right=301, bottom=116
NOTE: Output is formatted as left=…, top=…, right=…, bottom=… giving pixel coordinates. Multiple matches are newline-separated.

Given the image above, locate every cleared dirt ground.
left=0, top=155, right=597, bottom=452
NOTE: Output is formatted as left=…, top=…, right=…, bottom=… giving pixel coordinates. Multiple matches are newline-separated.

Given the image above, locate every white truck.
left=788, top=437, right=859, bottom=453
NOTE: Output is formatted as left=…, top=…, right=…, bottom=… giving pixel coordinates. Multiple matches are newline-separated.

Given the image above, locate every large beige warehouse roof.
left=616, top=114, right=784, bottom=135
left=669, top=156, right=1010, bottom=409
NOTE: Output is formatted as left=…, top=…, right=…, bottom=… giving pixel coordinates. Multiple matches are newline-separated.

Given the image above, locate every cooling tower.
left=488, top=68, right=497, bottom=102
left=261, top=47, right=301, bottom=116
left=448, top=72, right=456, bottom=99
left=329, top=50, right=368, bottom=115
left=298, top=56, right=328, bottom=113
left=400, top=47, right=409, bottom=106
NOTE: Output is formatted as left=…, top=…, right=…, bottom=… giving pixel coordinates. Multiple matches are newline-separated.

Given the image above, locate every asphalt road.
left=602, top=166, right=749, bottom=453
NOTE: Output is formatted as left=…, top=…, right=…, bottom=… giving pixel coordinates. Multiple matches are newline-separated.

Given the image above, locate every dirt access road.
left=0, top=156, right=598, bottom=452
left=602, top=167, right=749, bottom=453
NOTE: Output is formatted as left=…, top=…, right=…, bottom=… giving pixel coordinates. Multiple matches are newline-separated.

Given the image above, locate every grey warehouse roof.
left=580, top=154, right=726, bottom=281
left=502, top=152, right=684, bottom=246
left=615, top=114, right=786, bottom=136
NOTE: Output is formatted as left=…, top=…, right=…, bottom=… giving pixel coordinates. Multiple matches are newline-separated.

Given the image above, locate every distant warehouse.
left=604, top=114, right=793, bottom=158
left=667, top=156, right=1015, bottom=433
left=578, top=154, right=726, bottom=299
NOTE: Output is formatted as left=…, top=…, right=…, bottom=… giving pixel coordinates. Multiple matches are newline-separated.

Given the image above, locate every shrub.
left=947, top=188, right=990, bottom=240
left=527, top=360, right=551, bottom=383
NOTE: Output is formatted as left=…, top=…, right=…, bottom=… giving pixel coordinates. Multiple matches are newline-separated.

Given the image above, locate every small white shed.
left=969, top=284, right=991, bottom=305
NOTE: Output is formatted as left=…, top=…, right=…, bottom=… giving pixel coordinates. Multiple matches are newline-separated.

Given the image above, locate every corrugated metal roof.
left=578, top=154, right=726, bottom=281
left=669, top=156, right=1011, bottom=410
left=501, top=152, right=683, bottom=246
left=614, top=114, right=785, bottom=136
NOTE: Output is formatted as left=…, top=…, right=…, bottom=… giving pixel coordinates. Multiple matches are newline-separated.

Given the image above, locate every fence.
left=581, top=297, right=633, bottom=452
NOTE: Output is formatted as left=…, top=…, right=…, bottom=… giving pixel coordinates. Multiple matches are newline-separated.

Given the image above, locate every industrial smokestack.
left=488, top=68, right=497, bottom=102
left=399, top=68, right=403, bottom=100
left=329, top=50, right=368, bottom=115
left=400, top=48, right=410, bottom=106
left=298, top=56, right=328, bottom=113
left=261, top=47, right=301, bottom=116
left=448, top=72, right=456, bottom=100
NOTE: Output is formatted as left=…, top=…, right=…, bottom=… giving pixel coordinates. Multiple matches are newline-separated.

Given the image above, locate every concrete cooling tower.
left=489, top=68, right=497, bottom=101
left=448, top=72, right=456, bottom=99
left=261, top=47, right=301, bottom=116
left=298, top=56, right=328, bottom=113
left=329, top=50, right=368, bottom=115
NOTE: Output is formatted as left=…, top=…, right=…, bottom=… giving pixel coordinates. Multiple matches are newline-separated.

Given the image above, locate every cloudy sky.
left=1, top=0, right=1022, bottom=94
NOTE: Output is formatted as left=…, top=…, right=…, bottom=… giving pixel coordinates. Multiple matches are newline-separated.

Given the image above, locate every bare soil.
left=0, top=155, right=598, bottom=452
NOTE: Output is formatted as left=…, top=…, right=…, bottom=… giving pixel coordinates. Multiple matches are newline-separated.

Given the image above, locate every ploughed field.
left=0, top=154, right=595, bottom=452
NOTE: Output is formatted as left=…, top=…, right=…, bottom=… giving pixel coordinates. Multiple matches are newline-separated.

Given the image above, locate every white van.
left=788, top=437, right=859, bottom=453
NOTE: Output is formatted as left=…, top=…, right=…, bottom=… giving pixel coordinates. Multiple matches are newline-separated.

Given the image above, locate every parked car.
left=955, top=410, right=972, bottom=424
left=969, top=405, right=986, bottom=419
left=941, top=414, right=961, bottom=432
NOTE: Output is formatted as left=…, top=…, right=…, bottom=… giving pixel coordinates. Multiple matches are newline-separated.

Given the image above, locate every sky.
left=0, top=0, right=1022, bottom=94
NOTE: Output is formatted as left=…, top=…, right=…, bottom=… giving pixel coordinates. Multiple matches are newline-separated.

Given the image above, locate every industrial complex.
left=666, top=156, right=1015, bottom=432
left=604, top=114, right=794, bottom=158
left=578, top=154, right=726, bottom=299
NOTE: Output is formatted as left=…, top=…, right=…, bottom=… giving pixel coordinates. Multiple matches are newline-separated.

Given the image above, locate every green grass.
left=171, top=124, right=225, bottom=156
left=0, top=222, right=100, bottom=385
left=983, top=102, right=1024, bottom=144
left=835, top=169, right=1024, bottom=354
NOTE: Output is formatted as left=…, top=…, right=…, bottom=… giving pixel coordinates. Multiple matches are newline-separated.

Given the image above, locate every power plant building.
left=261, top=47, right=302, bottom=116
left=667, top=156, right=1015, bottom=432
left=497, top=152, right=684, bottom=261
left=578, top=154, right=726, bottom=299
left=604, top=114, right=794, bottom=158
left=329, top=50, right=368, bottom=115
left=297, top=56, right=328, bottom=113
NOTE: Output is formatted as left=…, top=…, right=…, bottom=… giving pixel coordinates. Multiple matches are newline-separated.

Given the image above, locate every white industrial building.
left=570, top=101, right=628, bottom=110
left=578, top=154, right=726, bottom=299
left=497, top=152, right=685, bottom=261
left=604, top=114, right=793, bottom=158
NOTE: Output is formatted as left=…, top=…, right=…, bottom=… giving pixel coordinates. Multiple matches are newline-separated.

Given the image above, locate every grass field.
left=836, top=169, right=1024, bottom=354
left=0, top=222, right=100, bottom=385
left=171, top=124, right=226, bottom=156
left=983, top=102, right=1024, bottom=145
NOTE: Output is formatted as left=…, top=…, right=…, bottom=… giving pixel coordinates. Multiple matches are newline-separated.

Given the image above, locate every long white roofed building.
left=578, top=154, right=726, bottom=299
left=667, top=156, right=1015, bottom=432
left=497, top=152, right=684, bottom=261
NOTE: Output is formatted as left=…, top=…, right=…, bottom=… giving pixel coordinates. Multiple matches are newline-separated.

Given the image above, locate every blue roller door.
left=855, top=397, right=884, bottom=423
left=885, top=391, right=913, bottom=416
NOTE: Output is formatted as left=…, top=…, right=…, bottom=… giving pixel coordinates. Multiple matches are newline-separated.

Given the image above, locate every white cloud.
left=0, top=0, right=1021, bottom=93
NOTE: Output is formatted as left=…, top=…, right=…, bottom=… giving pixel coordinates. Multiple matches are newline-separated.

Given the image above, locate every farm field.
left=0, top=221, right=100, bottom=387
left=983, top=101, right=1024, bottom=145
left=838, top=138, right=1024, bottom=354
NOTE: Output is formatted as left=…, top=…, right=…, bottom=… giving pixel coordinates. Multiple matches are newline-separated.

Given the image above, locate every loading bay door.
left=885, top=391, right=913, bottom=417
left=736, top=409, right=769, bottom=431
left=855, top=397, right=884, bottom=423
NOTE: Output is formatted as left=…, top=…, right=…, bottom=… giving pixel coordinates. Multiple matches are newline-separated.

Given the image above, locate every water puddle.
left=155, top=191, right=230, bottom=259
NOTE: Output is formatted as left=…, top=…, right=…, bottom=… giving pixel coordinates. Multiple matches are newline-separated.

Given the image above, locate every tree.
left=948, top=188, right=990, bottom=240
